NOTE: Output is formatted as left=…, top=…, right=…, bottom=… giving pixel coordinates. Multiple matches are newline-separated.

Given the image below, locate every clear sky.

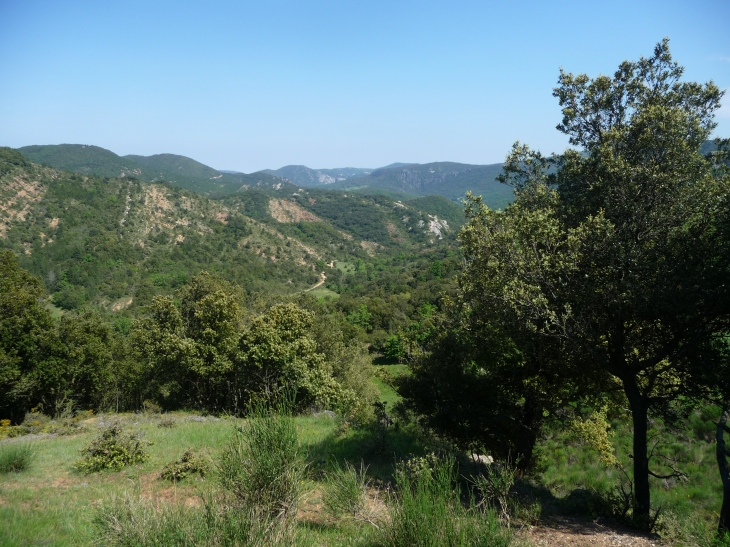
left=1, top=0, right=729, bottom=173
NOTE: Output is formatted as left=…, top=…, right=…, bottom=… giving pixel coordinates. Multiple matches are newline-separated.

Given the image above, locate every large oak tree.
left=407, top=40, right=730, bottom=526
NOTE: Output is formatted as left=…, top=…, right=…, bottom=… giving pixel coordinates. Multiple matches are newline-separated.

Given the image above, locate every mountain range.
left=17, top=144, right=514, bottom=208
left=0, top=147, right=462, bottom=313
left=18, top=144, right=283, bottom=196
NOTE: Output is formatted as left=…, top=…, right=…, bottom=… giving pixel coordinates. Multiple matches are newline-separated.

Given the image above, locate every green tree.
left=131, top=272, right=242, bottom=410
left=456, top=40, right=730, bottom=524
left=236, top=303, right=346, bottom=411
left=0, top=250, right=58, bottom=422
left=53, top=312, right=120, bottom=413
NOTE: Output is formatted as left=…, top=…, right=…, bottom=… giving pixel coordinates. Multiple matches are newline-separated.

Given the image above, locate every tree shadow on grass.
left=303, top=423, right=429, bottom=483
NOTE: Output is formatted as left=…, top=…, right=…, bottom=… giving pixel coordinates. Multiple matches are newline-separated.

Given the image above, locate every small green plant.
left=384, top=455, right=511, bottom=547
left=470, top=458, right=517, bottom=525
left=160, top=449, right=209, bottom=482
left=218, top=399, right=305, bottom=520
left=397, top=452, right=442, bottom=481
left=0, top=443, right=36, bottom=473
left=95, top=493, right=284, bottom=547
left=75, top=423, right=151, bottom=473
left=323, top=460, right=369, bottom=520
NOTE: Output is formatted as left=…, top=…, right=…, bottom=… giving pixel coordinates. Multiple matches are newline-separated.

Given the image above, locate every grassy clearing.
left=0, top=413, right=234, bottom=547
left=335, top=261, right=356, bottom=274
left=309, top=286, right=340, bottom=300
left=1, top=404, right=726, bottom=546
left=0, top=411, right=433, bottom=546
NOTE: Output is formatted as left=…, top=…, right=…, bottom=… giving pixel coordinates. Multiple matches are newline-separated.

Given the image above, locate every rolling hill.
left=0, top=147, right=460, bottom=313
left=261, top=165, right=373, bottom=186
left=17, top=144, right=285, bottom=196
left=16, top=144, right=517, bottom=208
left=332, top=161, right=514, bottom=208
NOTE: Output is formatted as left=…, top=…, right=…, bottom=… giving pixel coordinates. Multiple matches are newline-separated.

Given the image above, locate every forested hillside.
left=0, top=148, right=460, bottom=321
left=17, top=144, right=285, bottom=195
left=332, top=161, right=513, bottom=207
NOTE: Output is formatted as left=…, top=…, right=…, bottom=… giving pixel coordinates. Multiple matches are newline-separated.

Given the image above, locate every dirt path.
left=305, top=271, right=326, bottom=292
left=525, top=516, right=659, bottom=546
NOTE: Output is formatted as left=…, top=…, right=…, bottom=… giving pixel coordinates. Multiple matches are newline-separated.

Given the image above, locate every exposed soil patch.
left=269, top=199, right=322, bottom=223
left=526, top=516, right=659, bottom=546
left=111, top=296, right=133, bottom=312
left=145, top=187, right=173, bottom=211
left=360, top=240, right=384, bottom=256
left=0, top=175, right=47, bottom=237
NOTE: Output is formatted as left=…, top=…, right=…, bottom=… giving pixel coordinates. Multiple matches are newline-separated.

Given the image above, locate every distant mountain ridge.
left=332, top=161, right=513, bottom=209
left=17, top=144, right=285, bottom=195
left=261, top=165, right=373, bottom=186
left=16, top=144, right=513, bottom=208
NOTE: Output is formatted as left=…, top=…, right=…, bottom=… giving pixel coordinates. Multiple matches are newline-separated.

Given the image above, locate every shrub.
left=160, top=449, right=209, bottom=482
left=218, top=400, right=304, bottom=520
left=470, top=458, right=517, bottom=525
left=75, top=423, right=151, bottom=473
left=323, top=460, right=369, bottom=520
left=157, top=416, right=177, bottom=429
left=383, top=455, right=511, bottom=547
left=0, top=443, right=36, bottom=473
left=95, top=493, right=289, bottom=547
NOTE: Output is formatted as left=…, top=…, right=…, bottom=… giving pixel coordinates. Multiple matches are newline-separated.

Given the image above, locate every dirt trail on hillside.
left=305, top=272, right=326, bottom=292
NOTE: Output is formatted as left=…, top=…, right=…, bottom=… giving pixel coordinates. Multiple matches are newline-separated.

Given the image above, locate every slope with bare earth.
left=0, top=148, right=321, bottom=312
left=1, top=148, right=463, bottom=313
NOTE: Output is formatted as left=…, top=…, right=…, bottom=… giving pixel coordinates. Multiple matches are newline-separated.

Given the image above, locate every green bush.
left=383, top=455, right=511, bottom=547
left=75, top=423, right=151, bottom=473
left=218, top=400, right=304, bottom=520
left=323, top=460, right=369, bottom=520
left=95, top=493, right=289, bottom=547
left=160, top=449, right=209, bottom=482
left=0, top=443, right=36, bottom=473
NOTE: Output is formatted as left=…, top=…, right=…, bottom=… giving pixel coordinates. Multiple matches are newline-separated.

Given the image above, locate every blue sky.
left=1, top=0, right=728, bottom=172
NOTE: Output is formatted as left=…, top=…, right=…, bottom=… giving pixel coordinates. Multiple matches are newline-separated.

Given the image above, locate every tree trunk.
left=624, top=379, right=651, bottom=527
left=717, top=407, right=730, bottom=534
left=515, top=392, right=540, bottom=472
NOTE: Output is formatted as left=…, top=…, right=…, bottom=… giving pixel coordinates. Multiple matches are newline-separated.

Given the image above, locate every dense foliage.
left=399, top=40, right=730, bottom=527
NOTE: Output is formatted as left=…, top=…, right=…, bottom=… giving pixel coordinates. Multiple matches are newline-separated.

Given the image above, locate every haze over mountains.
left=17, top=144, right=515, bottom=209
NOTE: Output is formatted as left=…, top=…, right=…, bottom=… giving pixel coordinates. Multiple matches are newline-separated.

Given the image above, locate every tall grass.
left=0, top=443, right=36, bottom=473
left=218, top=399, right=305, bottom=520
left=382, top=455, right=511, bottom=547
left=95, top=493, right=292, bottom=547
left=323, top=460, right=369, bottom=520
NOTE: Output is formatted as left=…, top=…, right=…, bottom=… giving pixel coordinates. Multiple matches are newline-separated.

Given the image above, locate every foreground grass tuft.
left=0, top=443, right=36, bottom=473
left=218, top=401, right=305, bottom=521
left=323, top=460, right=369, bottom=520
left=95, top=493, right=294, bottom=547
left=383, top=455, right=511, bottom=547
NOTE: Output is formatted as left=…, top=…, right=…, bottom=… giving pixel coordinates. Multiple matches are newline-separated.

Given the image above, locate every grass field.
left=308, top=286, right=340, bottom=300
left=0, top=409, right=433, bottom=547
left=0, top=397, right=725, bottom=546
left=334, top=261, right=356, bottom=275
